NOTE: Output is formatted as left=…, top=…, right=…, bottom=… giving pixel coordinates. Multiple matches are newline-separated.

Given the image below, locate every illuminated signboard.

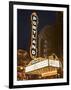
left=30, top=12, right=38, bottom=59
left=25, top=59, right=61, bottom=73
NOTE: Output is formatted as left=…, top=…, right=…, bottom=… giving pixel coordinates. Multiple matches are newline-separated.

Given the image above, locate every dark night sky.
left=17, top=9, right=62, bottom=54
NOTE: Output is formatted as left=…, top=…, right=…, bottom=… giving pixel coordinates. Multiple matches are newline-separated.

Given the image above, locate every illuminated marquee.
left=25, top=59, right=61, bottom=73
left=30, top=12, right=38, bottom=59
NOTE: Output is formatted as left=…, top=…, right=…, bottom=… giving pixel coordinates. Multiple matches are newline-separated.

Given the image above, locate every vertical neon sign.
left=30, top=12, right=38, bottom=59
